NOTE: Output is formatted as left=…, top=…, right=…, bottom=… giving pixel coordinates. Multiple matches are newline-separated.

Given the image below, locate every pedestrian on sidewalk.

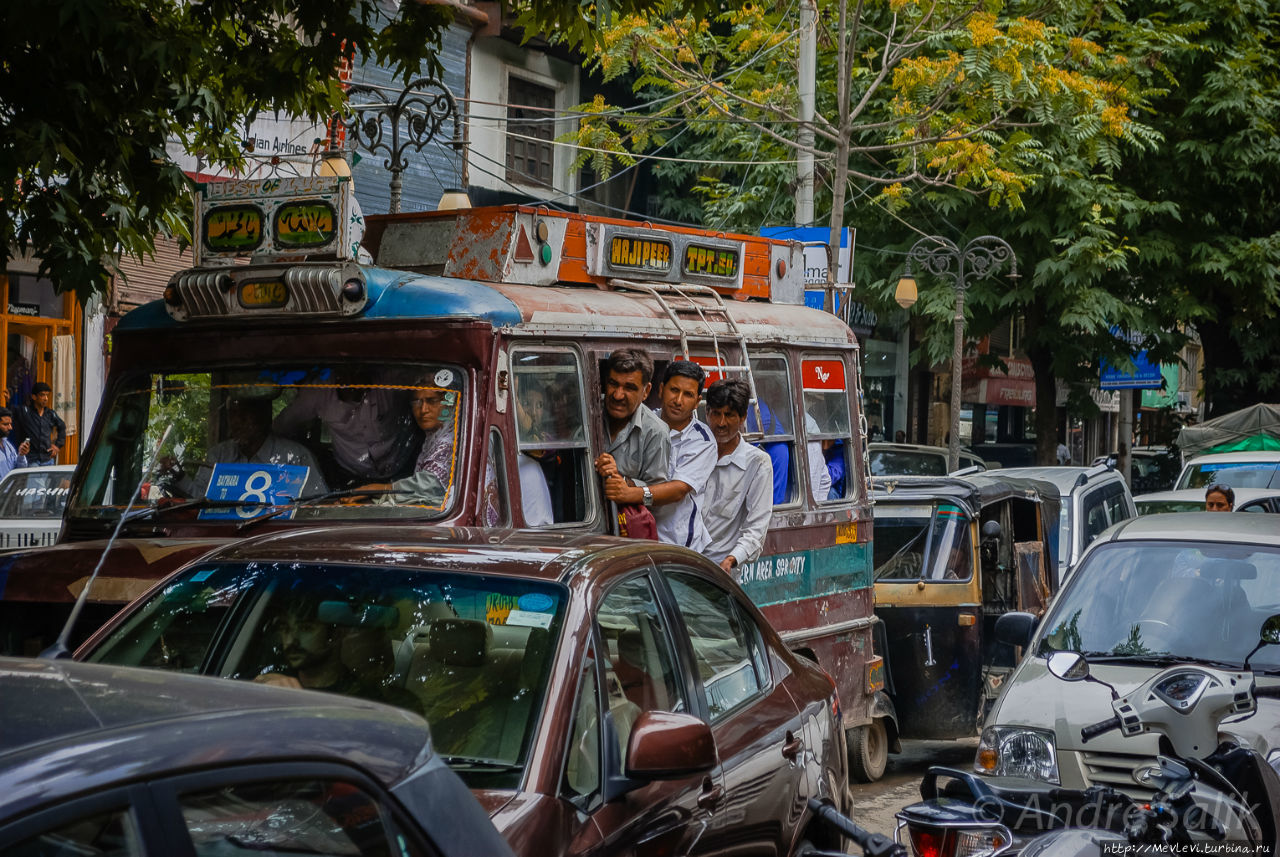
left=0, top=407, right=30, bottom=480
left=13, top=382, right=64, bottom=466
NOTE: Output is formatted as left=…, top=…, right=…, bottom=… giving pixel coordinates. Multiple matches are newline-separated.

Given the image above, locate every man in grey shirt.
left=702, top=378, right=773, bottom=572
left=594, top=348, right=669, bottom=508
left=601, top=360, right=715, bottom=548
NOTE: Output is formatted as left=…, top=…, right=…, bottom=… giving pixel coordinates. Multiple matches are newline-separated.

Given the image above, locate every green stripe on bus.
left=735, top=541, right=872, bottom=607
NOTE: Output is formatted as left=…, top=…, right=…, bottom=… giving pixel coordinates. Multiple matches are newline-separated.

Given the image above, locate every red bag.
left=616, top=503, right=658, bottom=540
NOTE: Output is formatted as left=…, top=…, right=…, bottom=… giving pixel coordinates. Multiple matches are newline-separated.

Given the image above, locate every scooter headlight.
left=975, top=726, right=1059, bottom=783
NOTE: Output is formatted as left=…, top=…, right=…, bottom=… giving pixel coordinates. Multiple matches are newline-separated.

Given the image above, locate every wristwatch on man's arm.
left=641, top=486, right=653, bottom=507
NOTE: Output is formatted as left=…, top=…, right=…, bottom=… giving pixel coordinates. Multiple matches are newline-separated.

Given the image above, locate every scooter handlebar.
left=807, top=798, right=907, bottom=857
left=1080, top=715, right=1122, bottom=743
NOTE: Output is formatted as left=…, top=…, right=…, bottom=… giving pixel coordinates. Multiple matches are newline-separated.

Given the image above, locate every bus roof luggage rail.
left=608, top=279, right=765, bottom=436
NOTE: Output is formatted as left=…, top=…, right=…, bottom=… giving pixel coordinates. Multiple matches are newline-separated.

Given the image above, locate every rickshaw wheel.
left=848, top=718, right=888, bottom=782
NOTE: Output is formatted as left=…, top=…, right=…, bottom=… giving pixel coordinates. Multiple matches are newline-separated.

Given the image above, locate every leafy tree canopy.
left=1, top=0, right=687, bottom=302
left=574, top=0, right=1155, bottom=230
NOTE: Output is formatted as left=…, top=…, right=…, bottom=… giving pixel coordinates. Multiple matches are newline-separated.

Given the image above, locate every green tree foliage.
left=0, top=0, right=681, bottom=303
left=1115, top=0, right=1280, bottom=414
left=577, top=0, right=1150, bottom=231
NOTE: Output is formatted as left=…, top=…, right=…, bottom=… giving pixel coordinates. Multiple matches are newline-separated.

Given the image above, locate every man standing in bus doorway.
left=602, top=360, right=715, bottom=549
left=702, top=378, right=773, bottom=573
left=594, top=348, right=670, bottom=502
left=13, top=382, right=65, bottom=467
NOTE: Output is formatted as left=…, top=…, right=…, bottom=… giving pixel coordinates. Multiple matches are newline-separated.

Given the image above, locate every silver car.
left=978, top=513, right=1280, bottom=796
left=0, top=465, right=74, bottom=549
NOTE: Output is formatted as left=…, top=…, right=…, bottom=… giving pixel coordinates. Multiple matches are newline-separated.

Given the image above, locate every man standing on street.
left=0, top=407, right=30, bottom=480
left=702, top=378, right=773, bottom=573
left=14, top=382, right=64, bottom=467
left=603, top=360, right=716, bottom=549
left=594, top=348, right=670, bottom=504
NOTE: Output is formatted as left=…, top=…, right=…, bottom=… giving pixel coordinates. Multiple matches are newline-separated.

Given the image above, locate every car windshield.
left=1177, top=461, right=1280, bottom=490
left=1136, top=500, right=1203, bottom=516
left=85, top=560, right=566, bottom=787
left=873, top=502, right=973, bottom=581
left=1036, top=541, right=1280, bottom=673
left=70, top=362, right=467, bottom=525
left=0, top=469, right=72, bottom=518
left=870, top=450, right=946, bottom=476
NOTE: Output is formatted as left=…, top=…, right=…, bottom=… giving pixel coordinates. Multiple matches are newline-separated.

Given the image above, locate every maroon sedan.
left=79, top=526, right=849, bottom=856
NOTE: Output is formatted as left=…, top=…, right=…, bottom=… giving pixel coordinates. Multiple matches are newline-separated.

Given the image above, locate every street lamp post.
left=899, top=236, right=1017, bottom=472
left=340, top=77, right=461, bottom=214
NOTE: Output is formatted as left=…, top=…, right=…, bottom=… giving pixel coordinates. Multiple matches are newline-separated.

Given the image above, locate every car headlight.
left=975, top=726, right=1059, bottom=783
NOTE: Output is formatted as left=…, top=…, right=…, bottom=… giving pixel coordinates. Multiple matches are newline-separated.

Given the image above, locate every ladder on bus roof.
left=608, top=279, right=765, bottom=438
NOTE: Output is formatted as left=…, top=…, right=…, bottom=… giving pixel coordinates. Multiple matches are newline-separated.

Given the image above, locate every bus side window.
left=801, top=355, right=853, bottom=502
left=513, top=350, right=591, bottom=526
left=748, top=355, right=797, bottom=506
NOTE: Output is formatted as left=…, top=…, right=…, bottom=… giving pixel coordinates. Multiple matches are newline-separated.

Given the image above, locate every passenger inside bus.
left=513, top=351, right=592, bottom=525
left=272, top=367, right=414, bottom=486
left=514, top=377, right=553, bottom=526
left=353, top=379, right=460, bottom=509
left=747, top=359, right=796, bottom=505
left=173, top=390, right=329, bottom=499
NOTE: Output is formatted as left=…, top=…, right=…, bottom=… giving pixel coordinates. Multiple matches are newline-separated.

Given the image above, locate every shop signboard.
left=760, top=226, right=874, bottom=332
left=1100, top=327, right=1163, bottom=389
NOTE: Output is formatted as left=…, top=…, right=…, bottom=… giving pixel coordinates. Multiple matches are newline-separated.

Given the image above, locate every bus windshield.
left=71, top=362, right=467, bottom=524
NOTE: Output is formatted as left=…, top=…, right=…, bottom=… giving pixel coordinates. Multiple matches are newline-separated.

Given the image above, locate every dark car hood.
left=0, top=537, right=229, bottom=605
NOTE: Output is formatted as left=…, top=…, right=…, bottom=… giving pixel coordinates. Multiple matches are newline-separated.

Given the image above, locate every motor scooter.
left=891, top=614, right=1280, bottom=857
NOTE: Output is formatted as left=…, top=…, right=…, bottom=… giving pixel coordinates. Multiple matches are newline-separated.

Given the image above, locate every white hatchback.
left=0, top=465, right=75, bottom=549
left=1174, top=451, right=1280, bottom=490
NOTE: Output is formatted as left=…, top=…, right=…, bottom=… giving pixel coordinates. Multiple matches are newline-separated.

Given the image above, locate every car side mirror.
left=1046, top=651, right=1089, bottom=682
left=981, top=520, right=1002, bottom=541
left=1243, top=613, right=1280, bottom=670
left=625, top=711, right=717, bottom=780
left=994, top=611, right=1036, bottom=649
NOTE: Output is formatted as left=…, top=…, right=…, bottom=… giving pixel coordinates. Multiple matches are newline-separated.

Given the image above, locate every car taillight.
left=906, top=825, right=1009, bottom=857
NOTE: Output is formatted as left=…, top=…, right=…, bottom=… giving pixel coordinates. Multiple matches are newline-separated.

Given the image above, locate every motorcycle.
left=892, top=614, right=1280, bottom=857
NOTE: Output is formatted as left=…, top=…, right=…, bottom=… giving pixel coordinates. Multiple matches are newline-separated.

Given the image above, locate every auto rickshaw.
left=870, top=474, right=1061, bottom=748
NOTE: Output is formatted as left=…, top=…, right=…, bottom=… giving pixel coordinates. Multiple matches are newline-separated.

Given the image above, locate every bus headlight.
left=975, top=726, right=1059, bottom=783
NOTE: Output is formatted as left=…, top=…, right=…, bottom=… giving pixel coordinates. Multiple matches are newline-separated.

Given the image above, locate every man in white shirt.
left=190, top=394, right=328, bottom=498
left=608, top=361, right=716, bottom=549
left=702, top=378, right=774, bottom=572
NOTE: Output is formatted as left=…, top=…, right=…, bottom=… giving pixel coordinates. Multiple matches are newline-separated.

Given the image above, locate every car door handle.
left=782, top=731, right=803, bottom=760
left=697, top=779, right=724, bottom=810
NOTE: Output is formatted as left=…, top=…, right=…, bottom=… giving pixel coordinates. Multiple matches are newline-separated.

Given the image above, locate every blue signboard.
left=1100, top=328, right=1163, bottom=390
left=198, top=462, right=309, bottom=519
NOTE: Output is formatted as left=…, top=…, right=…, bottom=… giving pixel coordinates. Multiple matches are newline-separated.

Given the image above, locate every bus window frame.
left=510, top=343, right=600, bottom=530
left=800, top=350, right=856, bottom=506
left=749, top=351, right=801, bottom=510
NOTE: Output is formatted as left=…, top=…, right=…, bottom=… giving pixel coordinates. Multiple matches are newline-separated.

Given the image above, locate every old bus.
left=0, top=176, right=888, bottom=778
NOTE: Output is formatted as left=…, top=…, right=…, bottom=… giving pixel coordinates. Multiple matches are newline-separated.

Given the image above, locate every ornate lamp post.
left=340, top=77, right=461, bottom=214
left=898, top=236, right=1018, bottom=471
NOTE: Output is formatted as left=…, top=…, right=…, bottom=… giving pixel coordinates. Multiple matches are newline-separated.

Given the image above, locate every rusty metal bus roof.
left=118, top=264, right=855, bottom=348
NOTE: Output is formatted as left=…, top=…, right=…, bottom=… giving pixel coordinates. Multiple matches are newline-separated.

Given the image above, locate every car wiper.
left=234, top=487, right=407, bottom=532
left=440, top=756, right=522, bottom=772
left=120, top=497, right=274, bottom=524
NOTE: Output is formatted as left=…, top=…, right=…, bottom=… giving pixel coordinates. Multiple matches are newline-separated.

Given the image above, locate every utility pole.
left=796, top=0, right=816, bottom=228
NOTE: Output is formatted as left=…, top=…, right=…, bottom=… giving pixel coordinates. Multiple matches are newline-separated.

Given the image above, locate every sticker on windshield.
left=518, top=592, right=554, bottom=612
left=506, top=609, right=553, bottom=630
left=434, top=369, right=454, bottom=387
left=198, top=463, right=309, bottom=519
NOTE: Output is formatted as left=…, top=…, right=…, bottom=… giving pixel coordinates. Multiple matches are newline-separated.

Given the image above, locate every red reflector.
left=908, top=826, right=950, bottom=857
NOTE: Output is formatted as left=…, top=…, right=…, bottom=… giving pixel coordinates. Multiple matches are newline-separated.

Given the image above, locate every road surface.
left=846, top=738, right=979, bottom=841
